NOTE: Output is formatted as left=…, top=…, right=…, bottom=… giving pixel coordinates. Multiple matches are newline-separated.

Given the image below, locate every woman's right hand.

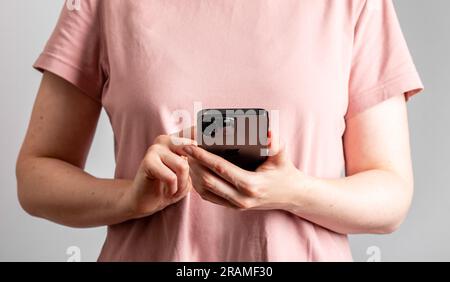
left=119, top=134, right=197, bottom=220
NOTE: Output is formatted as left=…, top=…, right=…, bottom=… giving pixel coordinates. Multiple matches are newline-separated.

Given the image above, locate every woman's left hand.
left=184, top=142, right=308, bottom=211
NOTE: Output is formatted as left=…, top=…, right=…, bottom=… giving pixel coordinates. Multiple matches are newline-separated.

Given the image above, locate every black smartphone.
left=197, top=108, right=269, bottom=171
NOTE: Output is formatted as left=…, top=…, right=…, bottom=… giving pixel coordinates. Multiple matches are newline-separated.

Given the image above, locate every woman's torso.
left=97, top=0, right=358, bottom=261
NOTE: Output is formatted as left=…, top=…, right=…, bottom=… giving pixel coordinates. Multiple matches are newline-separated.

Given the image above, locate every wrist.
left=283, top=170, right=319, bottom=215
left=116, top=179, right=139, bottom=221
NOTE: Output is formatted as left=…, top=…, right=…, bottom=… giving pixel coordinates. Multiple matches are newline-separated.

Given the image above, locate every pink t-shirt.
left=34, top=0, right=423, bottom=261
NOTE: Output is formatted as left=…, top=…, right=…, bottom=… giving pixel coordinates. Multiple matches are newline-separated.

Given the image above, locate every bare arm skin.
left=16, top=72, right=194, bottom=228
left=186, top=95, right=414, bottom=234
left=287, top=95, right=414, bottom=234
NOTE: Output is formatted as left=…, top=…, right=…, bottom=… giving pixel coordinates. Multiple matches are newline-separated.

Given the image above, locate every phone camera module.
left=223, top=116, right=235, bottom=128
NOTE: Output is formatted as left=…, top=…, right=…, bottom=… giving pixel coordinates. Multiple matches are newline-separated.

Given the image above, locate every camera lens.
left=201, top=114, right=234, bottom=139
left=223, top=116, right=235, bottom=128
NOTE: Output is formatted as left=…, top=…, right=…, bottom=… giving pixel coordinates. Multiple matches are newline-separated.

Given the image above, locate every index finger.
left=184, top=145, right=251, bottom=189
left=165, top=136, right=197, bottom=156
left=172, top=126, right=197, bottom=141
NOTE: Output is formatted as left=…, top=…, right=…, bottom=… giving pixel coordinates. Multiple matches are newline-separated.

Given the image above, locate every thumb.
left=266, top=130, right=287, bottom=162
left=269, top=142, right=288, bottom=165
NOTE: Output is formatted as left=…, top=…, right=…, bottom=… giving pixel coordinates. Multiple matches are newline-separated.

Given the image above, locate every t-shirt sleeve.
left=345, top=0, right=424, bottom=119
left=33, top=0, right=105, bottom=103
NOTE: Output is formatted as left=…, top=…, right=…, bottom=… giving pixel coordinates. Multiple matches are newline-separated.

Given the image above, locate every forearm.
left=286, top=169, right=413, bottom=234
left=16, top=156, right=134, bottom=228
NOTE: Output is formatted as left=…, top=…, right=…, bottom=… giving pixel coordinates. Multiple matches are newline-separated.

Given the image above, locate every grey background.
left=0, top=0, right=448, bottom=261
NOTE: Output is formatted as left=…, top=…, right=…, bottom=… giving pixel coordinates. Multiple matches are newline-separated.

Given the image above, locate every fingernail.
left=184, top=146, right=193, bottom=155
